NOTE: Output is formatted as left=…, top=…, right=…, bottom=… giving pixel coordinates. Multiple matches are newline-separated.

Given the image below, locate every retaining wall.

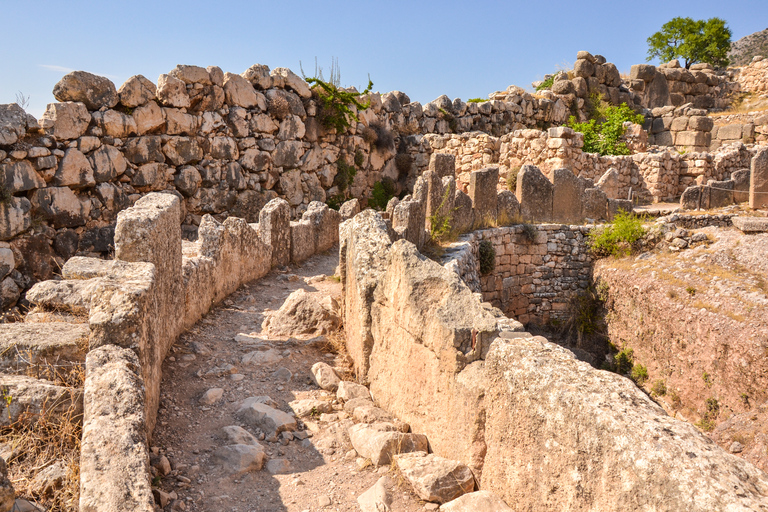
left=340, top=209, right=768, bottom=511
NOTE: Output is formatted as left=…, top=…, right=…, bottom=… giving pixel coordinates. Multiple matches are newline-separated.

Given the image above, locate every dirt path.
left=151, top=249, right=426, bottom=512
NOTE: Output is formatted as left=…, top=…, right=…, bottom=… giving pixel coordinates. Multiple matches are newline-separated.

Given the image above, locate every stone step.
left=0, top=322, right=88, bottom=374
left=0, top=373, right=83, bottom=426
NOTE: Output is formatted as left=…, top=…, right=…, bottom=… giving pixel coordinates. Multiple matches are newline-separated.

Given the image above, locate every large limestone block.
left=0, top=103, right=27, bottom=145
left=428, top=153, right=456, bottom=178
left=123, top=136, right=165, bottom=164
left=237, top=398, right=296, bottom=433
left=644, top=71, right=672, bottom=109
left=440, top=491, right=513, bottom=512
left=348, top=424, right=429, bottom=466
left=0, top=197, right=31, bottom=240
left=258, top=198, right=291, bottom=267
left=133, top=101, right=165, bottom=135
left=25, top=278, right=98, bottom=314
left=290, top=219, right=314, bottom=264
left=595, top=168, right=619, bottom=199
left=731, top=168, right=750, bottom=203
left=395, top=452, right=475, bottom=504
left=168, top=64, right=210, bottom=85
left=496, top=190, right=520, bottom=224
left=40, top=102, right=90, bottom=140
left=469, top=167, right=499, bottom=225
left=271, top=67, right=311, bottom=99
left=156, top=74, right=190, bottom=108
left=89, top=145, right=128, bottom=182
left=53, top=71, right=118, bottom=110
left=302, top=201, right=341, bottom=253
left=311, top=362, right=341, bottom=391
left=212, top=444, right=265, bottom=474
left=223, top=72, right=264, bottom=108
left=517, top=164, right=553, bottom=222
left=582, top=187, right=608, bottom=220
left=54, top=148, right=95, bottom=188
left=337, top=381, right=371, bottom=401
left=30, top=187, right=90, bottom=228
left=707, top=179, right=734, bottom=208
left=750, top=147, right=768, bottom=209
left=482, top=336, right=768, bottom=511
left=551, top=168, right=586, bottom=224
left=2, top=160, right=45, bottom=193
left=0, top=374, right=82, bottom=426
left=630, top=64, right=656, bottom=82
left=261, top=288, right=340, bottom=336
left=357, top=476, right=391, bottom=512
left=452, top=189, right=474, bottom=234
left=80, top=345, right=154, bottom=512
left=0, top=322, right=87, bottom=372
left=118, top=75, right=156, bottom=108
left=92, top=109, right=137, bottom=138
left=242, top=64, right=271, bottom=89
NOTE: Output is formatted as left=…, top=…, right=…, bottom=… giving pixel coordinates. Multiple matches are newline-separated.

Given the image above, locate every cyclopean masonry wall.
left=340, top=209, right=768, bottom=511
left=17, top=192, right=341, bottom=511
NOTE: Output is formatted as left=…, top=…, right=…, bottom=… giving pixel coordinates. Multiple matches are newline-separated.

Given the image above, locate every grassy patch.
left=588, top=210, right=647, bottom=258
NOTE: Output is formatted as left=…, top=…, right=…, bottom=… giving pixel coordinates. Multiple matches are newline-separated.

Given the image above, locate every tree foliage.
left=646, top=17, right=732, bottom=69
left=567, top=95, right=645, bottom=156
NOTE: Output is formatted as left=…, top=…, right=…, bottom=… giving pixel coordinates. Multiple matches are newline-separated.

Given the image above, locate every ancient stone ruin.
left=0, top=46, right=767, bottom=511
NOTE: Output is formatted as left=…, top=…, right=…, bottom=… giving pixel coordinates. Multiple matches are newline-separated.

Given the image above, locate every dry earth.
left=151, top=248, right=428, bottom=512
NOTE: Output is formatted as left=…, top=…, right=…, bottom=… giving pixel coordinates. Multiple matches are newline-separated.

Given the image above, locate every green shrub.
left=467, top=98, right=487, bottom=103
left=536, top=76, right=554, bottom=91
left=333, top=157, right=357, bottom=193
left=354, top=149, right=365, bottom=167
left=368, top=178, right=396, bottom=211
left=428, top=186, right=456, bottom=244
left=506, top=167, right=519, bottom=192
left=588, top=210, right=646, bottom=258
left=614, top=347, right=634, bottom=375
left=567, top=96, right=645, bottom=156
left=395, top=153, right=413, bottom=175
left=651, top=379, right=667, bottom=397
left=306, top=75, right=373, bottom=133
left=696, top=397, right=720, bottom=431
left=326, top=194, right=345, bottom=210
left=478, top=240, right=496, bottom=275
left=631, top=364, right=649, bottom=385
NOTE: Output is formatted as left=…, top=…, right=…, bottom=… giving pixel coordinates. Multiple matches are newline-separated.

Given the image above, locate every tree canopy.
left=647, top=17, right=732, bottom=69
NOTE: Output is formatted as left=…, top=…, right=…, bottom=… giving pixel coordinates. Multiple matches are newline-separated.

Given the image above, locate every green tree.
left=646, top=17, right=731, bottom=69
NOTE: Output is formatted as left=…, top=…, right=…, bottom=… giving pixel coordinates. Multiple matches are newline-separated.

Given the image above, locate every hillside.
left=729, top=27, right=768, bottom=67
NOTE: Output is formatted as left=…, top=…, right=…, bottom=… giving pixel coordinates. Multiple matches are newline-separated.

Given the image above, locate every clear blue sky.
left=2, top=0, right=767, bottom=119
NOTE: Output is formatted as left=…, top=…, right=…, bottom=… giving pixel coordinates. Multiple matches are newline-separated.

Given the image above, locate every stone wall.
left=629, top=60, right=735, bottom=110
left=736, top=56, right=768, bottom=97
left=17, top=192, right=341, bottom=512
left=340, top=209, right=768, bottom=511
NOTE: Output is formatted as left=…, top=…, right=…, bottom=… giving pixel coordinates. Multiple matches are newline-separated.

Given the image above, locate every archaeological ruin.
left=1, top=45, right=768, bottom=511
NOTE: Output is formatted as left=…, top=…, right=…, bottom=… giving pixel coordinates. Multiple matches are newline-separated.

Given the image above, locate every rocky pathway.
left=150, top=249, right=427, bottom=512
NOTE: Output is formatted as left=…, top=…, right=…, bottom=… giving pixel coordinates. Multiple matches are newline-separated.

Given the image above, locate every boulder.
left=2, top=160, right=45, bottom=193
left=0, top=104, right=27, bottom=146
left=271, top=68, right=312, bottom=99
left=168, top=65, right=211, bottom=85
left=311, top=362, right=341, bottom=391
left=0, top=375, right=82, bottom=426
left=288, top=398, right=333, bottom=417
left=469, top=167, right=499, bottom=224
left=221, top=425, right=260, bottom=446
left=258, top=198, right=291, bottom=267
left=439, top=491, right=513, bottom=512
left=89, top=145, right=128, bottom=182
left=595, top=168, right=619, bottom=199
left=428, top=153, right=456, bottom=178
left=54, top=148, right=95, bottom=188
left=212, top=444, right=265, bottom=474
left=92, top=109, right=137, bottom=138
left=223, top=72, right=265, bottom=109
left=118, top=75, right=156, bottom=108
left=348, top=424, right=428, bottom=466
left=357, top=476, right=391, bottom=512
left=551, top=168, right=587, bottom=224
left=496, top=190, right=520, bottom=223
left=242, top=64, right=272, bottom=89
left=337, top=381, right=371, bottom=401
left=156, top=74, right=190, bottom=108
left=750, top=147, right=768, bottom=209
left=199, top=388, right=223, bottom=405
left=237, top=398, right=296, bottom=433
left=53, top=71, right=118, bottom=110
left=262, top=288, right=340, bottom=337
left=339, top=198, right=360, bottom=221
left=30, top=187, right=90, bottom=228
left=517, top=165, right=553, bottom=222
left=395, top=451, right=475, bottom=504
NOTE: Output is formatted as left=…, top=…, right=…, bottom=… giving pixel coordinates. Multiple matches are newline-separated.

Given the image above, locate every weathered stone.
left=517, top=165, right=552, bottom=222
left=644, top=71, right=672, bottom=109
left=288, top=398, right=333, bottom=417
left=262, top=288, right=340, bottom=336
left=551, top=80, right=575, bottom=95
left=53, top=71, right=118, bottom=110
left=133, top=101, right=165, bottom=135
left=131, top=162, right=167, bottom=189
left=348, top=424, right=428, bottom=466
left=258, top=198, right=291, bottom=267
left=439, top=491, right=512, bottom=512
left=237, top=398, right=297, bottom=433
left=429, top=153, right=456, bottom=178
left=707, top=179, right=734, bottom=208
left=718, top=124, right=743, bottom=140
left=0, top=104, right=26, bottom=146
left=0, top=249, right=13, bottom=281
left=278, top=169, right=303, bottom=206
left=630, top=64, right=656, bottom=82
left=302, top=201, right=341, bottom=253
left=395, top=452, right=474, bottom=504
left=124, top=136, right=165, bottom=164
left=271, top=68, right=312, bottom=99
left=0, top=322, right=87, bottom=370
left=212, top=444, right=265, bottom=474
left=174, top=166, right=201, bottom=197
left=311, top=362, right=341, bottom=391
left=2, top=160, right=45, bottom=193
left=496, top=190, right=520, bottom=224
left=732, top=169, right=750, bottom=203
left=576, top=187, right=605, bottom=220
left=452, top=190, right=474, bottom=234
left=573, top=59, right=595, bottom=78
left=54, top=148, right=94, bottom=188
left=241, top=348, right=282, bottom=365
left=242, top=64, right=271, bottom=89
left=469, top=167, right=499, bottom=225
left=357, top=476, right=391, bottom=512
left=89, top=145, right=127, bottom=182
left=30, top=187, right=90, bottom=228
left=222, top=425, right=260, bottom=446
left=223, top=72, right=265, bottom=109
left=732, top=216, right=768, bottom=233
left=339, top=198, right=360, bottom=221
left=750, top=147, right=768, bottom=209
left=200, top=387, right=223, bottom=405
left=0, top=278, right=19, bottom=310
left=337, top=381, right=371, bottom=402
left=164, top=108, right=197, bottom=135
left=0, top=374, right=82, bottom=427
left=277, top=115, right=305, bottom=140
left=607, top=198, right=633, bottom=220
left=156, top=74, right=190, bottom=108
left=272, top=140, right=304, bottom=168
left=675, top=130, right=709, bottom=147
left=551, top=168, right=586, bottom=224
left=118, top=75, right=156, bottom=108
left=168, top=65, right=210, bottom=85
left=92, top=109, right=137, bottom=138
left=595, top=168, right=619, bottom=200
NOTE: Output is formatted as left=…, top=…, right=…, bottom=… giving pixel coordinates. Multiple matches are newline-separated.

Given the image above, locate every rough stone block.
left=675, top=130, right=709, bottom=147
left=707, top=180, right=734, bottom=208
left=290, top=220, right=314, bottom=264
left=718, top=124, right=743, bottom=141
left=428, top=153, right=456, bottom=178
left=302, top=201, right=341, bottom=253
left=517, top=165, right=553, bottom=222
left=750, top=147, right=768, bottom=209
left=680, top=186, right=701, bottom=210
left=732, top=216, right=768, bottom=233
left=452, top=189, right=474, bottom=234
left=582, top=188, right=608, bottom=220
left=607, top=199, right=633, bottom=221
left=469, top=167, right=499, bottom=225
left=258, top=198, right=291, bottom=267
left=551, top=168, right=586, bottom=224
left=731, top=169, right=750, bottom=203
left=496, top=190, right=520, bottom=224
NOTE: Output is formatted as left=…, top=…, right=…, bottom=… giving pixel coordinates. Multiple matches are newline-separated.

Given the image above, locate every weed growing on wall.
left=631, top=364, right=649, bottom=385
left=588, top=210, right=647, bottom=258
left=302, top=59, right=373, bottom=133
left=567, top=94, right=645, bottom=155
left=478, top=240, right=496, bottom=275
left=535, top=76, right=555, bottom=91
left=467, top=98, right=487, bottom=103
left=368, top=178, right=396, bottom=210
left=506, top=167, right=520, bottom=192
left=428, top=187, right=457, bottom=244
left=695, top=397, right=720, bottom=431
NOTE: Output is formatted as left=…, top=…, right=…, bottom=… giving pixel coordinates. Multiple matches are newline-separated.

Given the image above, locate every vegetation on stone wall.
left=588, top=210, right=647, bottom=257
left=478, top=240, right=496, bottom=275
left=646, top=17, right=732, bottom=69
left=567, top=97, right=645, bottom=156
left=368, top=178, right=396, bottom=210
